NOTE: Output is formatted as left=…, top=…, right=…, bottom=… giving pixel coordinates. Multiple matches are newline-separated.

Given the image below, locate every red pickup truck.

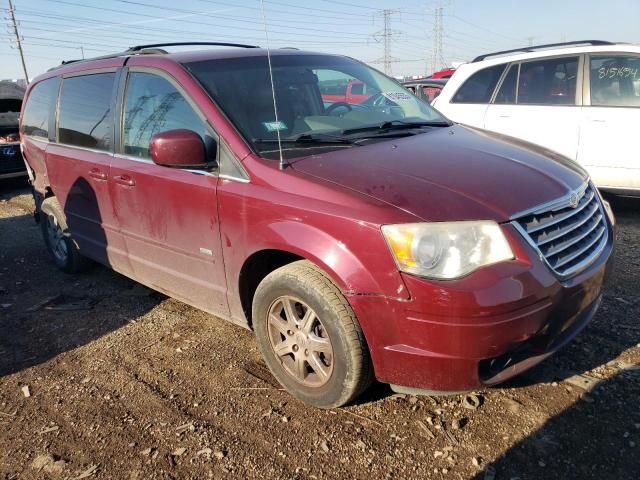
left=320, top=79, right=371, bottom=104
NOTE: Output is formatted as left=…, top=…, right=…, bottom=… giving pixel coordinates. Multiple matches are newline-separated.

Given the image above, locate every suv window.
left=422, top=85, right=443, bottom=102
left=452, top=64, right=506, bottom=104
left=58, top=73, right=115, bottom=150
left=123, top=72, right=209, bottom=159
left=22, top=78, right=58, bottom=138
left=517, top=57, right=578, bottom=105
left=495, top=65, right=518, bottom=104
left=590, top=55, right=640, bottom=107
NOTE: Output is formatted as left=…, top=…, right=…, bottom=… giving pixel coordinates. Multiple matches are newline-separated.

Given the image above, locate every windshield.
left=185, top=53, right=448, bottom=159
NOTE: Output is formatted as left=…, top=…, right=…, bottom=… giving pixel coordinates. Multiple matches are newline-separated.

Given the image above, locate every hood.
left=0, top=81, right=25, bottom=100
left=290, top=125, right=588, bottom=223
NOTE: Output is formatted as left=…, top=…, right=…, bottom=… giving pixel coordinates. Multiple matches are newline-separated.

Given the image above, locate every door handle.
left=113, top=174, right=136, bottom=187
left=498, top=115, right=511, bottom=118
left=88, top=168, right=107, bottom=181
left=591, top=119, right=606, bottom=123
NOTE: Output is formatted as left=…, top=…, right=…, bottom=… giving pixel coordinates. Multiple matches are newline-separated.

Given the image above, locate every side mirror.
left=150, top=129, right=207, bottom=168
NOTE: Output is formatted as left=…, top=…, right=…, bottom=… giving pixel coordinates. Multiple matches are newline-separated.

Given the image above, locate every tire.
left=40, top=197, right=92, bottom=273
left=253, top=260, right=373, bottom=408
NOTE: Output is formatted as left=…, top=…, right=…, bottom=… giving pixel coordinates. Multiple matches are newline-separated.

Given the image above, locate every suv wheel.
left=40, top=197, right=92, bottom=273
left=253, top=260, right=373, bottom=408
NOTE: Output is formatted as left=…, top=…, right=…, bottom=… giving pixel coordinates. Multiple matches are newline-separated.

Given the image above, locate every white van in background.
left=433, top=41, right=640, bottom=196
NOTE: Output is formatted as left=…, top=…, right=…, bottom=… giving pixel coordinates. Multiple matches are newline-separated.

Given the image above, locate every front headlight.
left=381, top=221, right=514, bottom=280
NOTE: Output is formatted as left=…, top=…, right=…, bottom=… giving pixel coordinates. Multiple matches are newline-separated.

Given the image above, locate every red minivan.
left=20, top=43, right=615, bottom=408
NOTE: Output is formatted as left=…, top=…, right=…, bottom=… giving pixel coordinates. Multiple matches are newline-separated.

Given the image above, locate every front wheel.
left=253, top=260, right=373, bottom=408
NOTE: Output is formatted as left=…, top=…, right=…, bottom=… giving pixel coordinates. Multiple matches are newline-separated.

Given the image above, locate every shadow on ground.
left=475, top=370, right=640, bottom=479
left=0, top=200, right=162, bottom=377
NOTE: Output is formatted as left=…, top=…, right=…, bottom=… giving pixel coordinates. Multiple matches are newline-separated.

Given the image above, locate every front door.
left=433, top=63, right=507, bottom=128
left=109, top=70, right=229, bottom=316
left=578, top=54, right=640, bottom=191
left=484, top=56, right=582, bottom=161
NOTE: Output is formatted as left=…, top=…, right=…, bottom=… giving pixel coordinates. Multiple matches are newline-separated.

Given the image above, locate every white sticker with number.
left=381, top=91, right=414, bottom=102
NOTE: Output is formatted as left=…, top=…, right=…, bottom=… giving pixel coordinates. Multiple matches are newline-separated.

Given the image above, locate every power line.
left=450, top=14, right=520, bottom=42
left=109, top=0, right=374, bottom=37
left=6, top=0, right=28, bottom=81
left=39, top=0, right=374, bottom=41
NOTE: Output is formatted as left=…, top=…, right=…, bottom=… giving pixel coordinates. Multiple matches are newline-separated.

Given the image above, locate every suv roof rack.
left=53, top=41, right=260, bottom=70
left=127, top=42, right=260, bottom=51
left=472, top=40, right=615, bottom=62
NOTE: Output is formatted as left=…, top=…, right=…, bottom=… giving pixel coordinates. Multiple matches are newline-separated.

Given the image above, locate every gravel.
left=0, top=180, right=638, bottom=479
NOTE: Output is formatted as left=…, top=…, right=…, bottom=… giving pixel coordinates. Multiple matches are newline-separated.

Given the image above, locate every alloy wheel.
left=267, top=295, right=334, bottom=387
left=46, top=213, right=68, bottom=263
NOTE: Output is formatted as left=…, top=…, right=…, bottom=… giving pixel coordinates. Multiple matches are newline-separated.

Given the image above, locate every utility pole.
left=372, top=9, right=400, bottom=75
left=431, top=5, right=444, bottom=73
left=7, top=0, right=28, bottom=82
left=526, top=36, right=535, bottom=47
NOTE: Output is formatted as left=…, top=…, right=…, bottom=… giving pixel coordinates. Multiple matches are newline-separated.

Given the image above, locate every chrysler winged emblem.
left=569, top=192, right=579, bottom=208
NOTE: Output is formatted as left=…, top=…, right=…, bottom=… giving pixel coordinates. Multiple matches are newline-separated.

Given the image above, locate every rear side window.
left=495, top=65, right=518, bottom=104
left=22, top=78, right=58, bottom=138
left=58, top=73, right=115, bottom=150
left=452, top=64, right=506, bottom=103
left=122, top=72, right=209, bottom=159
left=517, top=57, right=578, bottom=105
left=590, top=55, right=640, bottom=107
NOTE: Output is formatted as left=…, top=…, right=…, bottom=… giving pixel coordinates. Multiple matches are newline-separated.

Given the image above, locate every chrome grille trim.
left=536, top=201, right=599, bottom=246
left=527, top=188, right=595, bottom=235
left=511, top=182, right=609, bottom=278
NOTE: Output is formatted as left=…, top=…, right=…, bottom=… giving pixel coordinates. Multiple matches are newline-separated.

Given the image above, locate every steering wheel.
left=367, top=93, right=391, bottom=108
left=326, top=102, right=353, bottom=115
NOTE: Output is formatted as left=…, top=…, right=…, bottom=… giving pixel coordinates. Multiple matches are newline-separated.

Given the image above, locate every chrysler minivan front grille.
left=513, top=183, right=608, bottom=278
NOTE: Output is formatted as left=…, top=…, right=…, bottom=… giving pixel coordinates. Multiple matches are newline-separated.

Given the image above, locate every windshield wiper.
left=342, top=120, right=450, bottom=136
left=253, top=133, right=356, bottom=145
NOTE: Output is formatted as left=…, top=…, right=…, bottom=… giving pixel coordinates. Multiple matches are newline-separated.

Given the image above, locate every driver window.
left=123, top=72, right=213, bottom=159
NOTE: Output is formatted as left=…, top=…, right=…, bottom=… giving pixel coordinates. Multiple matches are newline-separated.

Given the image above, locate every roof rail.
left=52, top=41, right=260, bottom=70
left=128, top=41, right=260, bottom=51
left=472, top=40, right=615, bottom=62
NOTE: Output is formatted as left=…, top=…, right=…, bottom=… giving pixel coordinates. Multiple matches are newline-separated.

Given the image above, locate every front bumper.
left=348, top=222, right=615, bottom=393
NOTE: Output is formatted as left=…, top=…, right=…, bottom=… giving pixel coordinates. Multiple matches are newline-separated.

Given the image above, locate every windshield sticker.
left=262, top=121, right=288, bottom=132
left=381, top=91, right=413, bottom=102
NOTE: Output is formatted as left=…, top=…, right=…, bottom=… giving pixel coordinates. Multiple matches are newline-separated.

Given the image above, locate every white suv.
left=432, top=40, right=640, bottom=195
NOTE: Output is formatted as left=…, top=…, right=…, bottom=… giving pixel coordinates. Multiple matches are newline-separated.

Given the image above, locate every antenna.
left=259, top=0, right=286, bottom=170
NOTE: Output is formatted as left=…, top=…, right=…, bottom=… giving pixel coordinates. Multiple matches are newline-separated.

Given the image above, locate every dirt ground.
left=0, top=177, right=638, bottom=480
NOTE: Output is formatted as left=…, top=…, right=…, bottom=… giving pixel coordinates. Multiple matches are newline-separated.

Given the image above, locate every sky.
left=1, top=0, right=639, bottom=81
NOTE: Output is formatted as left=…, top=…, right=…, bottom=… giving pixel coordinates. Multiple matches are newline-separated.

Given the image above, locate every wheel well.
left=239, top=249, right=303, bottom=328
